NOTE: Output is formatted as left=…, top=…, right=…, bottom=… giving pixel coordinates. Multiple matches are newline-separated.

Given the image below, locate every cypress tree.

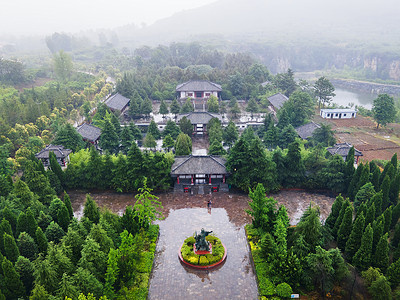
left=29, top=284, right=50, bottom=300
left=380, top=175, right=391, bottom=210
left=2, top=206, right=17, bottom=234
left=119, top=126, right=133, bottom=154
left=356, top=163, right=370, bottom=192
left=0, top=218, right=12, bottom=255
left=4, top=233, right=19, bottom=262
left=159, top=99, right=169, bottom=116
left=391, top=153, right=398, bottom=170
left=83, top=194, right=100, bottom=224
left=1, top=258, right=25, bottom=299
left=17, top=232, right=38, bottom=261
left=383, top=206, right=392, bottom=233
left=44, top=221, right=65, bottom=244
left=371, top=167, right=381, bottom=191
left=344, top=147, right=355, bottom=191
left=353, top=224, right=373, bottom=271
left=392, top=203, right=400, bottom=229
left=15, top=256, right=35, bottom=296
left=337, top=206, right=353, bottom=251
left=99, top=119, right=119, bottom=154
left=391, top=223, right=400, bottom=248
left=57, top=204, right=70, bottom=231
left=387, top=257, right=400, bottom=288
left=49, top=151, right=64, bottom=186
left=63, top=192, right=74, bottom=220
left=389, top=173, right=400, bottom=206
left=365, top=203, right=376, bottom=229
left=147, top=119, right=161, bottom=140
left=333, top=199, right=351, bottom=238
left=16, top=211, right=28, bottom=238
left=110, top=113, right=121, bottom=136
left=25, top=207, right=38, bottom=238
left=357, top=202, right=367, bottom=219
left=380, top=161, right=394, bottom=186
left=129, top=122, right=142, bottom=140
left=348, top=163, right=364, bottom=201
left=373, top=233, right=389, bottom=272
left=325, top=195, right=344, bottom=230
left=372, top=218, right=384, bottom=254
left=170, top=98, right=181, bottom=116
left=345, top=212, right=365, bottom=262
left=371, top=191, right=383, bottom=217
left=35, top=227, right=48, bottom=254
left=354, top=182, right=376, bottom=212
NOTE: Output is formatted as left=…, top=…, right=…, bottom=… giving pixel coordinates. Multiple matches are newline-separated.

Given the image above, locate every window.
left=343, top=114, right=346, bottom=116
left=188, top=92, right=193, bottom=97
left=327, top=113, right=330, bottom=117
left=335, top=113, right=338, bottom=116
left=195, top=92, right=202, bottom=98
left=205, top=92, right=210, bottom=97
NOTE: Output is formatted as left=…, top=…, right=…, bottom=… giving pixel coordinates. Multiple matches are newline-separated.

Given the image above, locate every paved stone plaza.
left=147, top=207, right=259, bottom=300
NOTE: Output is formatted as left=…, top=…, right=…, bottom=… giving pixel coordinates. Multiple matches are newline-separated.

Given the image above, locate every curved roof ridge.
left=171, top=155, right=192, bottom=172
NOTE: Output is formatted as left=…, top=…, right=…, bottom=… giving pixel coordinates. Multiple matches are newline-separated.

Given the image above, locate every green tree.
left=162, top=120, right=181, bottom=139
left=278, top=124, right=297, bottom=149
left=295, top=206, right=322, bottom=252
left=2, top=258, right=25, bottom=299
left=17, top=232, right=38, bottom=260
left=175, top=133, right=192, bottom=155
left=49, top=151, right=64, bottom=186
left=147, top=120, right=161, bottom=140
left=230, top=99, right=241, bottom=118
left=208, top=140, right=226, bottom=155
left=311, top=123, right=336, bottom=146
left=274, top=69, right=297, bottom=97
left=179, top=116, right=192, bottom=136
left=207, top=95, right=219, bottom=113
left=369, top=275, right=392, bottom=300
left=99, top=119, right=119, bottom=154
left=29, top=284, right=50, bottom=300
left=53, top=50, right=73, bottom=82
left=129, top=122, right=142, bottom=140
left=45, top=221, right=65, bottom=243
left=223, top=120, right=238, bottom=148
left=53, top=123, right=85, bottom=151
left=353, top=224, right=373, bottom=270
left=143, top=133, right=157, bottom=149
left=180, top=98, right=193, bottom=113
left=83, top=195, right=100, bottom=224
left=56, top=273, right=78, bottom=300
left=140, top=98, right=153, bottom=117
left=373, top=233, right=389, bottom=272
left=325, top=195, right=344, bottom=231
left=57, top=203, right=71, bottom=231
left=373, top=94, right=396, bottom=128
left=4, top=233, right=19, bottom=262
left=282, top=141, right=305, bottom=187
left=314, top=76, right=335, bottom=109
left=78, top=238, right=107, bottom=281
left=387, top=257, right=400, bottom=288
left=345, top=212, right=365, bottom=262
left=246, top=98, right=259, bottom=118
left=133, top=179, right=163, bottom=229
left=72, top=267, right=103, bottom=299
left=162, top=134, right=175, bottom=152
left=246, top=183, right=277, bottom=232
left=63, top=192, right=74, bottom=219
left=119, top=126, right=133, bottom=154
left=170, top=98, right=181, bottom=117
left=15, top=256, right=35, bottom=296
left=282, top=91, right=314, bottom=127
left=337, top=206, right=353, bottom=251
left=159, top=99, right=169, bottom=116
left=35, top=226, right=48, bottom=254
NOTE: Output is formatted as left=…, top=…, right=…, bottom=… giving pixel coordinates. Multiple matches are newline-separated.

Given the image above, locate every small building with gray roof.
left=171, top=155, right=229, bottom=193
left=104, top=93, right=130, bottom=113
left=268, top=93, right=289, bottom=113
left=35, top=144, right=72, bottom=167
left=327, top=142, right=363, bottom=164
left=176, top=80, right=222, bottom=100
left=295, top=122, right=321, bottom=140
left=76, top=123, right=102, bottom=145
left=177, top=112, right=223, bottom=136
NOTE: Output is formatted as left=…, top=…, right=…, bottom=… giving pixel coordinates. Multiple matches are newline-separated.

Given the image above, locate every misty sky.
left=0, top=0, right=217, bottom=36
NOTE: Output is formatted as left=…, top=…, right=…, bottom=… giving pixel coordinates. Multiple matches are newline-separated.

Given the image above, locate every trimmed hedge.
left=181, top=235, right=225, bottom=266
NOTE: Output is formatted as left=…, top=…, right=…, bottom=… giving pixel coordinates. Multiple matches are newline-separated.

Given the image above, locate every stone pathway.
left=148, top=207, right=259, bottom=300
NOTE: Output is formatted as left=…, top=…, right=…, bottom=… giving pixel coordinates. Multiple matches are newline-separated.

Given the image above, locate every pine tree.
left=162, top=134, right=175, bottom=152
left=223, top=120, right=239, bottom=148
left=370, top=191, right=383, bottom=217
left=35, top=226, right=48, bottom=254
left=49, top=151, right=64, bottom=185
left=353, top=224, right=373, bottom=271
left=162, top=120, right=181, bottom=139
left=175, top=133, right=192, bottom=155
left=1, top=258, right=25, bottom=299
left=386, top=257, right=400, bottom=288
left=180, top=98, right=193, bottom=113
left=0, top=218, right=12, bottom=254
left=337, top=206, right=353, bottom=251
left=119, top=126, right=133, bottom=154
left=99, top=119, right=119, bottom=154
left=15, top=256, right=35, bottom=296
left=389, top=173, right=400, bottom=207
left=371, top=168, right=381, bottom=191
left=110, top=113, right=121, bottom=136
left=16, top=211, right=28, bottom=237
left=83, top=194, right=100, bottom=224
left=25, top=207, right=38, bottom=238
left=126, top=141, right=144, bottom=190
left=392, top=223, right=400, bottom=248
left=45, top=221, right=65, bottom=243
left=354, top=182, right=376, bottom=212
left=373, top=233, right=389, bottom=272
left=143, top=133, right=156, bottom=149
left=159, top=99, right=169, bottom=116
left=333, top=199, right=351, bottom=238
left=344, top=147, right=355, bottom=189
left=140, top=98, right=153, bottom=117
left=392, top=203, right=400, bottom=229
left=282, top=140, right=305, bottom=187
left=170, top=98, right=181, bottom=117
left=383, top=206, right=392, bottom=233
left=147, top=119, right=161, bottom=140
left=380, top=162, right=395, bottom=187
left=347, top=163, right=364, bottom=201
left=17, top=232, right=38, bottom=261
left=4, top=233, right=19, bottom=262
left=207, top=95, right=220, bottom=113
left=372, top=218, right=384, bottom=254
left=57, top=203, right=71, bottom=231
left=345, top=212, right=365, bottom=262
left=63, top=192, right=74, bottom=219
left=128, top=122, right=142, bottom=140
left=208, top=140, right=226, bottom=155
left=56, top=273, right=78, bottom=300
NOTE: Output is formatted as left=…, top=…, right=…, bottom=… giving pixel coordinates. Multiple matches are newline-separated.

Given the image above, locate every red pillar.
left=209, top=175, right=211, bottom=184
left=223, top=175, right=225, bottom=183
left=191, top=175, right=194, bottom=185
left=177, top=176, right=180, bottom=184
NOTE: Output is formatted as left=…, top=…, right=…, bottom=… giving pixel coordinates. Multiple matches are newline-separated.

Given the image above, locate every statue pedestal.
left=193, top=243, right=212, bottom=255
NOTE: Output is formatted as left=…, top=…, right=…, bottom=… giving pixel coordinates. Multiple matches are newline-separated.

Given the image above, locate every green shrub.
left=258, top=276, right=275, bottom=296
left=184, top=236, right=196, bottom=245
left=199, top=256, right=209, bottom=266
left=276, top=282, right=292, bottom=298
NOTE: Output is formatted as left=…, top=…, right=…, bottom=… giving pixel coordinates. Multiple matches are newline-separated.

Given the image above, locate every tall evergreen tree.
left=353, top=224, right=373, bottom=271
left=159, top=99, right=169, bottom=116
left=1, top=258, right=25, bottom=299
left=63, top=192, right=74, bottom=219
left=49, top=151, right=64, bottom=186
left=16, top=211, right=28, bottom=237
left=15, top=256, right=35, bottom=296
left=53, top=123, right=85, bottom=151
left=4, top=233, right=19, bottom=262
left=373, top=233, right=389, bottom=272
left=337, top=206, right=353, bottom=251
left=128, top=122, right=142, bottom=140
left=333, top=199, right=351, bottom=238
left=282, top=141, right=305, bottom=187
left=347, top=163, right=364, bottom=201
left=325, top=195, right=344, bottom=230
left=383, top=206, right=392, bottom=233
left=147, top=120, right=161, bottom=140
left=380, top=175, right=391, bottom=210
left=372, top=218, right=384, bottom=254
left=35, top=226, right=48, bottom=254
left=25, top=207, right=38, bottom=239
left=119, top=126, right=133, bottom=154
left=170, top=98, right=181, bottom=117
left=389, top=173, right=400, bottom=207
left=99, top=119, right=119, bottom=154
left=180, top=98, right=193, bottom=113
left=175, top=133, right=192, bottom=155
left=140, top=98, right=153, bottom=117
left=162, top=120, right=181, bottom=139
left=365, top=203, right=376, bottom=229
left=345, top=212, right=365, bottom=262
left=83, top=195, right=100, bottom=224
left=179, top=116, right=192, bottom=136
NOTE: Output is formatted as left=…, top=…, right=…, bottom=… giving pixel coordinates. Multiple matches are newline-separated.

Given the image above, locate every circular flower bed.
left=179, top=235, right=226, bottom=268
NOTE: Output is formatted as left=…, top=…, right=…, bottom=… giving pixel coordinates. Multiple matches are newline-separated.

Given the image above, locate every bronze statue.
left=195, top=228, right=213, bottom=251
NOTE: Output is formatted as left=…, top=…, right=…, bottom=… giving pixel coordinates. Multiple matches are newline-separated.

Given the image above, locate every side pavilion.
left=177, top=112, right=223, bottom=136
left=171, top=155, right=229, bottom=193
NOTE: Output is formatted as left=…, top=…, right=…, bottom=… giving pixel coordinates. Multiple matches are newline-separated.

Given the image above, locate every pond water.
left=332, top=87, right=376, bottom=110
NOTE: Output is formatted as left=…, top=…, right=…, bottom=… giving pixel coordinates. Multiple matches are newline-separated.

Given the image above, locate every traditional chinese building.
left=104, top=93, right=130, bottom=113
left=327, top=142, right=363, bottom=164
left=76, top=123, right=102, bottom=145
left=295, top=121, right=321, bottom=140
left=171, top=155, right=229, bottom=193
left=177, top=112, right=223, bottom=136
left=176, top=81, right=222, bottom=100
left=268, top=93, right=289, bottom=114
left=35, top=144, right=72, bottom=167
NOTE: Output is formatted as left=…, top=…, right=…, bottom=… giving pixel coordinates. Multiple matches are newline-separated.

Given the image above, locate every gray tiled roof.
left=35, top=144, right=72, bottom=159
left=171, top=155, right=227, bottom=175
left=105, top=93, right=130, bottom=111
left=77, top=123, right=102, bottom=142
left=177, top=112, right=222, bottom=125
left=268, top=93, right=289, bottom=110
left=295, top=122, right=321, bottom=139
left=327, top=142, right=363, bottom=157
left=176, top=81, right=222, bottom=92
